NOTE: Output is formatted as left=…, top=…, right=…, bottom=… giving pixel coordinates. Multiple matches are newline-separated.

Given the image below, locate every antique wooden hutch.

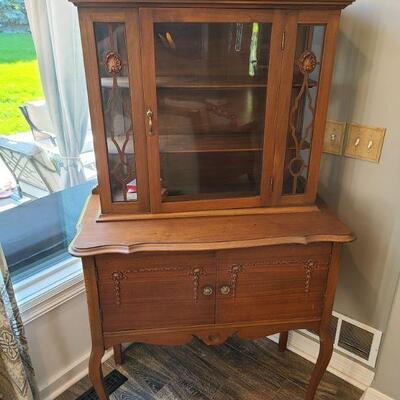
left=69, top=0, right=355, bottom=398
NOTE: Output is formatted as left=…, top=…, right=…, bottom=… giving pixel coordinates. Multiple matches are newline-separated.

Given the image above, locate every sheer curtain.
left=25, top=0, right=89, bottom=187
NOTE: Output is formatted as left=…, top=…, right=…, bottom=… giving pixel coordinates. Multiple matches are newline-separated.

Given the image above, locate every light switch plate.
left=323, top=120, right=346, bottom=155
left=344, top=123, right=386, bottom=163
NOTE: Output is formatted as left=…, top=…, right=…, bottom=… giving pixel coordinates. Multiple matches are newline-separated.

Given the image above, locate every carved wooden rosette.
left=297, top=50, right=317, bottom=75
left=104, top=51, right=122, bottom=75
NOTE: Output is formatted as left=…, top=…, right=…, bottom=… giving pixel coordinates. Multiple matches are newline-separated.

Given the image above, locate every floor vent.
left=302, top=311, right=382, bottom=368
left=76, top=369, right=128, bottom=400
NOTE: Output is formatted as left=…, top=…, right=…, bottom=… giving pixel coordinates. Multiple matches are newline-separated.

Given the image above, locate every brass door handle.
left=220, top=285, right=231, bottom=295
left=146, top=108, right=154, bottom=136
left=202, top=286, right=213, bottom=296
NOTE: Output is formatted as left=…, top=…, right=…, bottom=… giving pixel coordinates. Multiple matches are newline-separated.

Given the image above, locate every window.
left=0, top=1, right=95, bottom=281
left=0, top=180, right=96, bottom=281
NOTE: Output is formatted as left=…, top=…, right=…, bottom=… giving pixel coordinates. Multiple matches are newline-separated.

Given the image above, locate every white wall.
left=25, top=292, right=92, bottom=399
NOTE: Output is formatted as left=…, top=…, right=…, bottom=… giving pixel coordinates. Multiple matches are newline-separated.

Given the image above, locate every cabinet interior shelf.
left=106, top=133, right=311, bottom=155
left=164, top=188, right=258, bottom=202
left=100, top=76, right=317, bottom=90
left=158, top=134, right=311, bottom=154
left=159, top=133, right=263, bottom=153
left=157, top=76, right=267, bottom=89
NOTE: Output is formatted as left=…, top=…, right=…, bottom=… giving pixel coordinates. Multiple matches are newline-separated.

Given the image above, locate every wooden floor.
left=57, top=336, right=363, bottom=400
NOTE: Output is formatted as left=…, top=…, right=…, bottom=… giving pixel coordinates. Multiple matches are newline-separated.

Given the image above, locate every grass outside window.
left=0, top=32, right=43, bottom=135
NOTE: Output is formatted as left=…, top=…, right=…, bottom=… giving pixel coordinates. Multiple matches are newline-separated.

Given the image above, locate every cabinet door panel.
left=273, top=11, right=340, bottom=205
left=140, top=9, right=284, bottom=212
left=96, top=253, right=216, bottom=332
left=79, top=9, right=149, bottom=214
left=216, top=244, right=331, bottom=324
left=281, top=23, right=326, bottom=196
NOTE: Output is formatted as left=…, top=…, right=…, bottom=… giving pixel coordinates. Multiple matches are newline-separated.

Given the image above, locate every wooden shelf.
left=164, top=189, right=258, bottom=202
left=101, top=76, right=317, bottom=90
left=159, top=133, right=263, bottom=154
left=157, top=76, right=267, bottom=89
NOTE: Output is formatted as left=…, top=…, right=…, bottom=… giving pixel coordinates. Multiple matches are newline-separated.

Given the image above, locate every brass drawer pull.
left=146, top=108, right=154, bottom=136
left=202, top=286, right=213, bottom=296
left=220, top=285, right=231, bottom=295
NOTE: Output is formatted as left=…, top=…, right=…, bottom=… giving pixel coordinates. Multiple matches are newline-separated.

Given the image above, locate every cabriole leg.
left=305, top=332, right=334, bottom=400
left=83, top=257, right=109, bottom=399
left=89, top=345, right=109, bottom=400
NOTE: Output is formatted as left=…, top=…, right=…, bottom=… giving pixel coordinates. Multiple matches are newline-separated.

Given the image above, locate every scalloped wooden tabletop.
left=69, top=195, right=354, bottom=256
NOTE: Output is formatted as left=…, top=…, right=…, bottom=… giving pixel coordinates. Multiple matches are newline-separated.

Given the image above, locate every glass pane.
left=154, top=22, right=272, bottom=202
left=0, top=179, right=96, bottom=281
left=282, top=25, right=326, bottom=195
left=95, top=23, right=137, bottom=202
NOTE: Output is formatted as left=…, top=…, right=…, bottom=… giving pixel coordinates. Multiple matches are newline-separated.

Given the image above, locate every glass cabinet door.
left=142, top=10, right=282, bottom=211
left=282, top=24, right=326, bottom=196
left=95, top=22, right=137, bottom=203
left=274, top=12, right=338, bottom=206
left=81, top=10, right=149, bottom=214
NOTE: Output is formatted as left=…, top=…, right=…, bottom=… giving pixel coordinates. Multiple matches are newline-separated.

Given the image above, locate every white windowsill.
left=14, top=256, right=85, bottom=324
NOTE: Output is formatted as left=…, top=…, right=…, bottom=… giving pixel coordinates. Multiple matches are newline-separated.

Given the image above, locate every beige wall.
left=320, top=0, right=400, bottom=331
left=320, top=0, right=400, bottom=397
left=373, top=280, right=400, bottom=398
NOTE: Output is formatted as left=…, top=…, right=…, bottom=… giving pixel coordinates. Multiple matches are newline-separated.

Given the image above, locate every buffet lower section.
left=94, top=243, right=332, bottom=339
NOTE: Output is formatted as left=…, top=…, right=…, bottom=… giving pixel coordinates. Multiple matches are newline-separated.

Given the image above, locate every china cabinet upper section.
left=73, top=0, right=353, bottom=218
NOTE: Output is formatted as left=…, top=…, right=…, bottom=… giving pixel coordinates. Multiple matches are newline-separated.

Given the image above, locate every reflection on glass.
left=282, top=25, right=326, bottom=195
left=154, top=22, right=272, bottom=201
left=95, top=22, right=137, bottom=202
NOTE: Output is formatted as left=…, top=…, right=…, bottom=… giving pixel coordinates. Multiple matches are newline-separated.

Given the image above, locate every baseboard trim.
left=362, top=387, right=396, bottom=400
left=39, top=349, right=113, bottom=400
left=269, top=331, right=375, bottom=390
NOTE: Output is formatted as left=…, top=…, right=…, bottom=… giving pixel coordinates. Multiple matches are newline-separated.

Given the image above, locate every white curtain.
left=25, top=0, right=89, bottom=187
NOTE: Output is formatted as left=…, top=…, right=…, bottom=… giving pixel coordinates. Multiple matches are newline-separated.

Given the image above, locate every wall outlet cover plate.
left=344, top=123, right=386, bottom=163
left=324, top=120, right=346, bottom=155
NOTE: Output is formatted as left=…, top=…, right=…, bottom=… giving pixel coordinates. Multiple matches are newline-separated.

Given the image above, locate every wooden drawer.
left=96, top=252, right=216, bottom=332
left=215, top=243, right=332, bottom=324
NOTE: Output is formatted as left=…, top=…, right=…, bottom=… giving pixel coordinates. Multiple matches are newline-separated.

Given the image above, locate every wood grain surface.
left=69, top=195, right=354, bottom=256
